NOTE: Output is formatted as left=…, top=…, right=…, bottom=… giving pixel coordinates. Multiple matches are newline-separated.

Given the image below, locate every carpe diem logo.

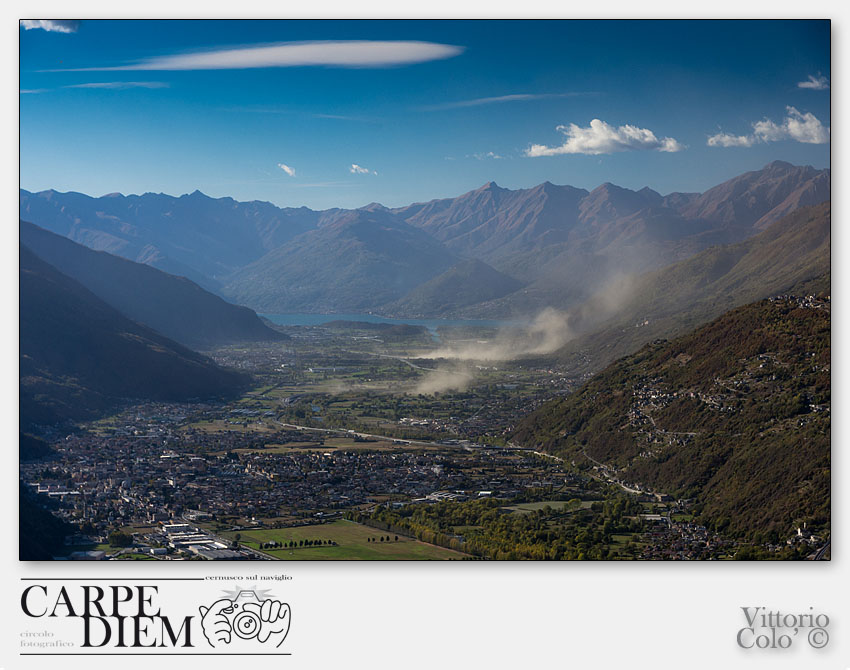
left=200, top=588, right=291, bottom=649
left=19, top=581, right=291, bottom=654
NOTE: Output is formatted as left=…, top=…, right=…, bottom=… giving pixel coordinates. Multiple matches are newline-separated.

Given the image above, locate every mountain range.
left=20, top=160, right=830, bottom=317
left=19, top=188, right=341, bottom=291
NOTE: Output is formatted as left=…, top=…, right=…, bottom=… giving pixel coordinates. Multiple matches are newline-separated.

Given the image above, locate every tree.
left=108, top=531, right=133, bottom=548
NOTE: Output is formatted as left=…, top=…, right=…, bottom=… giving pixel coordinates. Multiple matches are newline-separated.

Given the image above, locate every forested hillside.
left=513, top=293, right=830, bottom=541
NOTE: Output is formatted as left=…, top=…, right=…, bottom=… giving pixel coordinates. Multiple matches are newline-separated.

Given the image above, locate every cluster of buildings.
left=640, top=516, right=734, bottom=560
left=21, top=400, right=577, bottom=548
left=769, top=294, right=830, bottom=310
left=157, top=523, right=249, bottom=560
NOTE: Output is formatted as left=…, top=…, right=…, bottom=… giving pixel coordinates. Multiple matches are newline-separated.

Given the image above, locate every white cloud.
left=64, top=81, right=169, bottom=90
left=798, top=74, right=829, bottom=90
left=751, top=118, right=787, bottom=143
left=707, top=106, right=829, bottom=147
left=423, top=92, right=593, bottom=111
left=277, top=163, right=296, bottom=177
left=781, top=107, right=830, bottom=143
left=706, top=133, right=755, bottom=148
left=350, top=164, right=377, bottom=175
left=20, top=89, right=48, bottom=94
left=526, top=119, right=684, bottom=156
left=57, top=40, right=463, bottom=71
left=20, top=19, right=79, bottom=33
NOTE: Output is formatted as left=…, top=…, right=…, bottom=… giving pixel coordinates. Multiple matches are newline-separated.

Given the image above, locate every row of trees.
left=260, top=539, right=337, bottom=549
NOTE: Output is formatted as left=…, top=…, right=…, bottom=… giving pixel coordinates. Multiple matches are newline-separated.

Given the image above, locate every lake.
left=259, top=312, right=513, bottom=335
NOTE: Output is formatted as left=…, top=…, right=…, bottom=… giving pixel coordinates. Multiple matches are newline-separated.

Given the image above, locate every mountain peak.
left=478, top=181, right=502, bottom=192
left=763, top=160, right=795, bottom=171
left=361, top=202, right=389, bottom=212
left=589, top=182, right=629, bottom=196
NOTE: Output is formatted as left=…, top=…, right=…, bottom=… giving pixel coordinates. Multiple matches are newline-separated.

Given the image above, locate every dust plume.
left=410, top=273, right=638, bottom=394
left=413, top=364, right=474, bottom=394
left=424, top=307, right=574, bottom=362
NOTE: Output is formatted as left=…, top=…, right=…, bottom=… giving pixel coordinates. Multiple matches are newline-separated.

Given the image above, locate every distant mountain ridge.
left=20, top=161, right=830, bottom=317
left=20, top=220, right=285, bottom=350
left=222, top=209, right=459, bottom=313
left=676, top=160, right=830, bottom=232
left=19, top=187, right=341, bottom=289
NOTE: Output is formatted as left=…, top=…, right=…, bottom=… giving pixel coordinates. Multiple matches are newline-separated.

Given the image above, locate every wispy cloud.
left=51, top=40, right=464, bottom=71
left=277, top=163, right=296, bottom=177
left=423, top=91, right=594, bottom=111
left=20, top=19, right=79, bottom=33
left=350, top=164, right=377, bottom=175
left=20, top=89, right=48, bottom=94
left=707, top=106, right=829, bottom=147
left=526, top=119, right=684, bottom=156
left=468, top=151, right=503, bottom=160
left=64, top=81, right=170, bottom=90
left=219, top=104, right=291, bottom=115
left=798, top=74, right=829, bottom=90
left=313, top=113, right=375, bottom=122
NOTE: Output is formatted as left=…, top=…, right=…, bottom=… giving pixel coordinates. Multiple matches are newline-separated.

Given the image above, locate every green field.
left=221, top=519, right=467, bottom=560
left=114, top=553, right=157, bottom=560
left=503, top=500, right=594, bottom=514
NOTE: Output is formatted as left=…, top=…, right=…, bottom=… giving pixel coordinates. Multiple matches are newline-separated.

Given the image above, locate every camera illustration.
left=199, top=590, right=291, bottom=648
left=229, top=590, right=264, bottom=640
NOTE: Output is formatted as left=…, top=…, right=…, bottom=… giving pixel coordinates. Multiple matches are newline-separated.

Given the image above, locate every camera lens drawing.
left=234, top=609, right=262, bottom=639
left=199, top=593, right=291, bottom=648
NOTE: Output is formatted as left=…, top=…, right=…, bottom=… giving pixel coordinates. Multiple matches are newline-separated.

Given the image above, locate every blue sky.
left=20, top=20, right=830, bottom=209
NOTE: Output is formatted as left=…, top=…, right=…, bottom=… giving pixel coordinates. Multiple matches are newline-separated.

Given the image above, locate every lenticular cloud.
left=61, top=40, right=464, bottom=71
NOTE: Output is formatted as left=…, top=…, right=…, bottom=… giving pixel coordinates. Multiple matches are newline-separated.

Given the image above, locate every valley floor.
left=21, top=322, right=824, bottom=561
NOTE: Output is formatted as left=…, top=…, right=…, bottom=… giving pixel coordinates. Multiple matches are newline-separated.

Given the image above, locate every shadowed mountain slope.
left=20, top=246, right=248, bottom=430
left=21, top=220, right=285, bottom=349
